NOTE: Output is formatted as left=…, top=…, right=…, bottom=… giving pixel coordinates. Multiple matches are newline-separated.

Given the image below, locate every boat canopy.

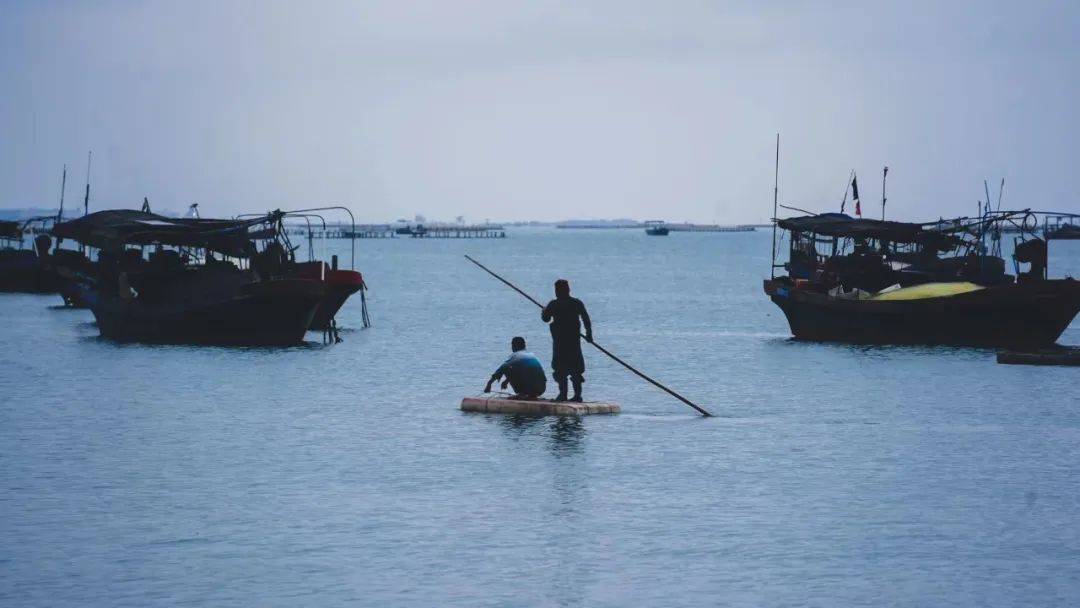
left=777, top=213, right=927, bottom=242
left=52, top=209, right=280, bottom=256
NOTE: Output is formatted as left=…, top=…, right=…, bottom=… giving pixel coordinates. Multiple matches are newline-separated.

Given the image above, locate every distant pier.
left=408, top=225, right=506, bottom=238
left=666, top=223, right=755, bottom=233
left=557, top=221, right=755, bottom=232
left=287, top=224, right=397, bottom=239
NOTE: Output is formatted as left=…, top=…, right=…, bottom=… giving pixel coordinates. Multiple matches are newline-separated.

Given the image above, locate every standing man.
left=541, top=279, right=592, bottom=402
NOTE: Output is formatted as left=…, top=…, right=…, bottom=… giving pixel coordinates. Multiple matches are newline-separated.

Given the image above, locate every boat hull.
left=0, top=252, right=59, bottom=294
left=89, top=278, right=326, bottom=346
left=764, top=278, right=1080, bottom=348
left=293, top=264, right=364, bottom=330
left=310, top=281, right=361, bottom=330
left=58, top=276, right=90, bottom=307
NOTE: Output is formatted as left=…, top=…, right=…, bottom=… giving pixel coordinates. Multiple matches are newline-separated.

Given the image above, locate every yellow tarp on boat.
left=871, top=282, right=985, bottom=301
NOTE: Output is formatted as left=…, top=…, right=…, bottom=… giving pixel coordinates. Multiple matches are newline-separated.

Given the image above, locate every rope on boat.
left=322, top=320, right=341, bottom=344
left=319, top=277, right=369, bottom=344
left=359, top=280, right=371, bottom=329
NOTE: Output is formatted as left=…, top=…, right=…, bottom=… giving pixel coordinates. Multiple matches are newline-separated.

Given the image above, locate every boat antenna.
left=881, top=165, right=888, bottom=221
left=464, top=254, right=713, bottom=417
left=83, top=151, right=92, bottom=217
left=770, top=133, right=780, bottom=279
left=57, top=164, right=67, bottom=222
left=996, top=178, right=1005, bottom=212
left=839, top=169, right=854, bottom=214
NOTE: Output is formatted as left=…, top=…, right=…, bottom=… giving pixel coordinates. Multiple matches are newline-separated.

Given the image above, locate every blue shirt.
left=493, top=350, right=547, bottom=395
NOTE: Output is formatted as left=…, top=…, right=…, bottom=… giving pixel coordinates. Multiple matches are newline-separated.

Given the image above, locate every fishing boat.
left=644, top=220, right=670, bottom=236
left=0, top=217, right=63, bottom=293
left=1043, top=214, right=1080, bottom=240
left=764, top=210, right=1080, bottom=348
left=52, top=209, right=327, bottom=345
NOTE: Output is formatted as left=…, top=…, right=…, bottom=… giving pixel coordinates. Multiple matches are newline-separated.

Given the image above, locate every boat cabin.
left=773, top=211, right=1043, bottom=293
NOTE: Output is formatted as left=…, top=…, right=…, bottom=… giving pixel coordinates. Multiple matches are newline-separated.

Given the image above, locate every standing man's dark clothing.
left=541, top=279, right=592, bottom=402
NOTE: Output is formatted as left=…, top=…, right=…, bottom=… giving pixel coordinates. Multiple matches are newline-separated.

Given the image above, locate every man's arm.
left=485, top=361, right=509, bottom=392
left=579, top=299, right=593, bottom=342
left=541, top=300, right=553, bottom=323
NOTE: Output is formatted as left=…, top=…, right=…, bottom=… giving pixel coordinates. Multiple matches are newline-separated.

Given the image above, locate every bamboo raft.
left=461, top=395, right=620, bottom=416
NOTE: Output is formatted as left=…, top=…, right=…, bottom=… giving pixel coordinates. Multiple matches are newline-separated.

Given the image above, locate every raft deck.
left=997, top=348, right=1080, bottom=367
left=461, top=395, right=620, bottom=416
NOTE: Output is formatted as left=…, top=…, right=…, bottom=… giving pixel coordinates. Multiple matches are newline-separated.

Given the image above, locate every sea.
left=2, top=228, right=1079, bottom=607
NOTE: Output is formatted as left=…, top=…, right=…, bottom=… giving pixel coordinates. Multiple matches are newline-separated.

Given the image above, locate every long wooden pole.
left=464, top=255, right=713, bottom=417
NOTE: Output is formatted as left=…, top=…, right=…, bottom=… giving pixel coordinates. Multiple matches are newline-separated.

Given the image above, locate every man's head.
left=511, top=336, right=526, bottom=352
left=554, top=279, right=570, bottom=298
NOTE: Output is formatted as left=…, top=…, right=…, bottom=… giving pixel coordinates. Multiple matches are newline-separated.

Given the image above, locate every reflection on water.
left=773, top=335, right=997, bottom=362
left=498, top=413, right=587, bottom=458
left=547, top=416, right=586, bottom=457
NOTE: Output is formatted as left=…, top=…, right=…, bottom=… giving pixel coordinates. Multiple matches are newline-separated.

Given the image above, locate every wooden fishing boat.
left=52, top=209, right=327, bottom=346
left=765, top=209, right=1080, bottom=348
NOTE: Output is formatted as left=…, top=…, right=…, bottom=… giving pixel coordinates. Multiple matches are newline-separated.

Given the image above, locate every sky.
left=1, top=0, right=1078, bottom=223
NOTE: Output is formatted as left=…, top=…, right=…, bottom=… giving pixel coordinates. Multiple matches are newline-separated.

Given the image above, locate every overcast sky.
left=2, top=1, right=1078, bottom=223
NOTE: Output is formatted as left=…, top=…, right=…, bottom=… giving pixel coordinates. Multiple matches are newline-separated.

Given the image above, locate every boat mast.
left=881, top=165, right=888, bottom=221
left=83, top=151, right=92, bottom=217
left=992, top=178, right=1005, bottom=257
left=770, top=133, right=780, bottom=278
left=57, top=165, right=67, bottom=222
left=983, top=179, right=993, bottom=255
left=839, top=169, right=853, bottom=214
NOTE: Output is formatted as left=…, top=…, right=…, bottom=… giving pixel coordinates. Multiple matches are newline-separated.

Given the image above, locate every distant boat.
left=395, top=223, right=427, bottom=236
left=1044, top=214, right=1080, bottom=240
left=644, top=220, right=669, bottom=236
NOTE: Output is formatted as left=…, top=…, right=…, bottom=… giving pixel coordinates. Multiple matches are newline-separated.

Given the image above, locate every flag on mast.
left=852, top=174, right=861, bottom=217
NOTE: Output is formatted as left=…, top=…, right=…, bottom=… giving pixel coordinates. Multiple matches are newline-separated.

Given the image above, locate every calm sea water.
left=2, top=228, right=1079, bottom=607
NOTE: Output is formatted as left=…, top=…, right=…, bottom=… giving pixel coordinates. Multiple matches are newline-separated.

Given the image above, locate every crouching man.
left=484, top=336, right=547, bottom=399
